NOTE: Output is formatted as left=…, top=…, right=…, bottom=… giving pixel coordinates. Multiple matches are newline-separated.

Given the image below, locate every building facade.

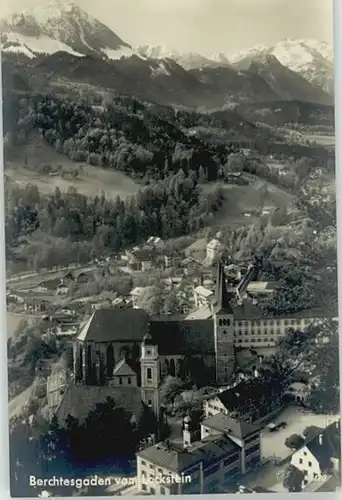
left=136, top=413, right=261, bottom=495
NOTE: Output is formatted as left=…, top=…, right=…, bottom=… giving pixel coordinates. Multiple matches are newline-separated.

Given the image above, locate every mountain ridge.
left=0, top=0, right=133, bottom=60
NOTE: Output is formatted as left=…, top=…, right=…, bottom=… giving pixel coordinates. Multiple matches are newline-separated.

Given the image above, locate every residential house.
left=136, top=413, right=261, bottom=495
left=56, top=283, right=70, bottom=295
left=291, top=420, right=341, bottom=488
left=75, top=272, right=89, bottom=285
left=203, top=377, right=285, bottom=424
left=127, top=249, right=157, bottom=272
left=194, top=285, right=215, bottom=309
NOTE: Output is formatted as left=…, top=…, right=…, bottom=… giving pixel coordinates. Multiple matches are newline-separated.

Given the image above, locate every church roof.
left=55, top=384, right=142, bottom=426
left=113, top=358, right=137, bottom=377
left=77, top=309, right=149, bottom=342
left=150, top=318, right=214, bottom=355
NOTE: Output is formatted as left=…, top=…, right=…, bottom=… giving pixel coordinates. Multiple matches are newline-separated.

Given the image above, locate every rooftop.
left=232, top=300, right=337, bottom=320
left=150, top=318, right=214, bottom=355
left=77, top=308, right=149, bottom=342
left=137, top=435, right=238, bottom=473
left=202, top=413, right=261, bottom=440
left=56, top=384, right=142, bottom=426
left=194, top=285, right=214, bottom=298
left=304, top=419, right=341, bottom=471
left=246, top=281, right=276, bottom=292
left=113, top=358, right=137, bottom=377
left=185, top=307, right=213, bottom=320
left=206, top=377, right=284, bottom=412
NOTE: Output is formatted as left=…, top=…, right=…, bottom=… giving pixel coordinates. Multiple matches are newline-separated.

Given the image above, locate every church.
left=71, top=261, right=333, bottom=419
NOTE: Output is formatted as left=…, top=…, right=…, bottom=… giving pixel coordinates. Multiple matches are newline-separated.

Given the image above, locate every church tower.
left=140, top=333, right=160, bottom=421
left=213, top=261, right=235, bottom=385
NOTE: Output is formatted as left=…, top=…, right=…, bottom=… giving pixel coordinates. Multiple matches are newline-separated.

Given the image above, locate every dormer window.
left=147, top=368, right=152, bottom=380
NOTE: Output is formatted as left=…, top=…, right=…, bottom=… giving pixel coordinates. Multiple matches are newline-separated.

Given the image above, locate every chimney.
left=318, top=434, right=323, bottom=445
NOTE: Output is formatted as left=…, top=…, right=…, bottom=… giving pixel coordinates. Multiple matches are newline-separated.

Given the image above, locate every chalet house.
left=136, top=413, right=261, bottom=495
left=75, top=272, right=89, bottom=284
left=56, top=283, right=70, bottom=295
left=62, top=272, right=75, bottom=283
left=127, top=249, right=157, bottom=272
left=291, top=420, right=341, bottom=488
left=34, top=278, right=70, bottom=295
left=34, top=282, right=49, bottom=293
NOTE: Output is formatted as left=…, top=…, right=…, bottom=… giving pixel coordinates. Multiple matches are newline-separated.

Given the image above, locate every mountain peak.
left=230, top=38, right=334, bottom=95
left=1, top=0, right=133, bottom=61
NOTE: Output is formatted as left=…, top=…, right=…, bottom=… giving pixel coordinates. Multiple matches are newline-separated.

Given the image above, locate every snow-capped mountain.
left=230, top=39, right=334, bottom=95
left=0, top=0, right=134, bottom=60
left=231, top=52, right=331, bottom=104
left=136, top=45, right=231, bottom=70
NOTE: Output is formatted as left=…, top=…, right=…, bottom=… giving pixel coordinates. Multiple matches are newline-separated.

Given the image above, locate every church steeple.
left=140, top=334, right=160, bottom=421
left=215, top=260, right=233, bottom=314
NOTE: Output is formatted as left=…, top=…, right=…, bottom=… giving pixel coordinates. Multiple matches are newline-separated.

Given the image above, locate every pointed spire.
left=215, top=260, right=233, bottom=314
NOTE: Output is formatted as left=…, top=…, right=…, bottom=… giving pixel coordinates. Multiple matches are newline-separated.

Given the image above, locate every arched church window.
left=147, top=368, right=152, bottom=380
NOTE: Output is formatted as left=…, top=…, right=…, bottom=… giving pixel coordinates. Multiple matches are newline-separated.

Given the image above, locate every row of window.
left=236, top=338, right=276, bottom=344
left=234, top=318, right=311, bottom=327
left=219, top=318, right=232, bottom=326
left=245, top=443, right=260, bottom=456
left=235, top=329, right=282, bottom=336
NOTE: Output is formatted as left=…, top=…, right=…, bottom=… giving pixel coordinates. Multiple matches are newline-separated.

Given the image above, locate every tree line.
left=5, top=172, right=224, bottom=271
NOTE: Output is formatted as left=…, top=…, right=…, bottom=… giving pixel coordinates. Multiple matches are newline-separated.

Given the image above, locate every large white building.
left=136, top=413, right=261, bottom=495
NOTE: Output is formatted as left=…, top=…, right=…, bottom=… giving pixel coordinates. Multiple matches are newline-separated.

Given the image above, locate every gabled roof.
left=202, top=413, right=261, bottom=440
left=77, top=308, right=149, bottom=342
left=207, top=377, right=283, bottom=412
left=113, top=358, right=137, bottom=377
left=305, top=420, right=341, bottom=471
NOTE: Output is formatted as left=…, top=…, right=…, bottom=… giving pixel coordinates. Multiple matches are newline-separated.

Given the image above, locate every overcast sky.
left=0, top=0, right=334, bottom=56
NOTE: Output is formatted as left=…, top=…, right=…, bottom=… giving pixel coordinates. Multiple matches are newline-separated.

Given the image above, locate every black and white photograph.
left=1, top=0, right=340, bottom=496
